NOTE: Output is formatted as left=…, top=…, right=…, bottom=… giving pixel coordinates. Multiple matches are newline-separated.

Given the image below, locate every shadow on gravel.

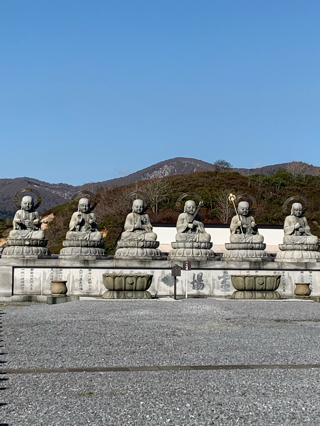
left=0, top=374, right=8, bottom=388
left=0, top=311, right=7, bottom=424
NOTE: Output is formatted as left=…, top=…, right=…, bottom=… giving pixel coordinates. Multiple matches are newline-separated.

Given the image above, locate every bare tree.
left=141, top=177, right=172, bottom=213
left=95, top=187, right=130, bottom=220
left=214, top=159, right=232, bottom=171
left=287, top=161, right=311, bottom=178
left=216, top=190, right=233, bottom=224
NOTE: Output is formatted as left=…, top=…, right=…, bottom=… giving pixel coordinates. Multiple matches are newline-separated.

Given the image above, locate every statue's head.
left=184, top=200, right=196, bottom=215
left=237, top=201, right=250, bottom=216
left=291, top=202, right=303, bottom=217
left=78, top=198, right=90, bottom=213
left=132, top=199, right=145, bottom=214
left=21, top=196, right=34, bottom=212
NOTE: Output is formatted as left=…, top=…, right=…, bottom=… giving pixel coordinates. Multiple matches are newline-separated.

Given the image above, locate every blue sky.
left=1, top=0, right=319, bottom=185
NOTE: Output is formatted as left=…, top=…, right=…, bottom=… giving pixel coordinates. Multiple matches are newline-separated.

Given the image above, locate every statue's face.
left=238, top=201, right=250, bottom=216
left=292, top=203, right=303, bottom=217
left=21, top=196, right=34, bottom=211
left=132, top=199, right=144, bottom=214
left=185, top=200, right=196, bottom=215
left=78, top=198, right=90, bottom=213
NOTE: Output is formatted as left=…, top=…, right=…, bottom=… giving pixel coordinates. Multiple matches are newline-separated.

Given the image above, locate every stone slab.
left=46, top=295, right=77, bottom=305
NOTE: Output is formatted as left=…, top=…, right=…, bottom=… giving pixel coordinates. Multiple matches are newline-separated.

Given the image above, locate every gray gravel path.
left=1, top=298, right=320, bottom=425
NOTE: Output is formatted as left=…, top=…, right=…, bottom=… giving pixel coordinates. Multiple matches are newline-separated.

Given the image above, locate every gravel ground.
left=1, top=298, right=320, bottom=425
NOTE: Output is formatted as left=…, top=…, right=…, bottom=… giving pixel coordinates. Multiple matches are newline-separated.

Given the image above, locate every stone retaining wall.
left=0, top=258, right=319, bottom=300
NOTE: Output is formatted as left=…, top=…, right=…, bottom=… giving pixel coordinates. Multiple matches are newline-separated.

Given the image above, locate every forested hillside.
left=1, top=159, right=319, bottom=219
left=39, top=169, right=320, bottom=253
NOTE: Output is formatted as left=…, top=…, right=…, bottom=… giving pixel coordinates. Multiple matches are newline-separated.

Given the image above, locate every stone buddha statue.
left=276, top=199, right=319, bottom=262
left=59, top=192, right=107, bottom=259
left=3, top=190, right=51, bottom=258
left=223, top=195, right=269, bottom=261
left=175, top=200, right=211, bottom=243
left=230, top=201, right=264, bottom=243
left=114, top=198, right=161, bottom=259
left=9, top=195, right=45, bottom=240
left=283, top=203, right=318, bottom=244
left=169, top=196, right=214, bottom=261
left=66, top=198, right=103, bottom=242
left=118, top=199, right=157, bottom=242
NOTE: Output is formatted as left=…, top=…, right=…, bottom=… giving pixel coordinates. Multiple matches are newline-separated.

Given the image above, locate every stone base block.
left=0, top=295, right=79, bottom=303
left=275, top=249, right=320, bottom=262
left=6, top=238, right=48, bottom=247
left=225, top=243, right=266, bottom=250
left=102, top=290, right=152, bottom=299
left=232, top=291, right=281, bottom=299
left=168, top=247, right=215, bottom=261
left=2, top=245, right=51, bottom=258
left=171, top=242, right=213, bottom=249
left=59, top=246, right=107, bottom=259
left=46, top=295, right=75, bottom=305
left=223, top=250, right=270, bottom=262
left=62, top=240, right=105, bottom=248
left=114, top=247, right=162, bottom=260
left=116, top=240, right=159, bottom=249
left=279, top=243, right=319, bottom=251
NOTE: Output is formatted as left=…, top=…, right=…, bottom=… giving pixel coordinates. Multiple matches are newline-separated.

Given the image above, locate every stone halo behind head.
left=234, top=193, right=256, bottom=211
left=175, top=192, right=203, bottom=211
left=282, top=195, right=308, bottom=215
left=125, top=191, right=150, bottom=212
left=70, top=190, right=98, bottom=212
left=13, top=187, right=42, bottom=210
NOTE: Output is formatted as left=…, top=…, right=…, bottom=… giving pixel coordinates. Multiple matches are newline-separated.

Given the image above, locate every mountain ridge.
left=1, top=157, right=319, bottom=218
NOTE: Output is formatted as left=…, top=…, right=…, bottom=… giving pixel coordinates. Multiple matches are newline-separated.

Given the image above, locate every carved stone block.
left=114, top=247, right=162, bottom=260
left=232, top=291, right=281, bottom=299
left=275, top=245, right=320, bottom=262
left=231, top=275, right=281, bottom=291
left=116, top=240, right=159, bottom=249
left=102, top=273, right=153, bottom=299
left=62, top=240, right=105, bottom=248
left=168, top=247, right=215, bottom=261
left=171, top=242, right=212, bottom=249
left=2, top=245, right=51, bottom=258
left=59, top=246, right=107, bottom=258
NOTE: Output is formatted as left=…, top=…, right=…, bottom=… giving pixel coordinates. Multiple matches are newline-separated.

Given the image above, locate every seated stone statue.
left=175, top=200, right=211, bottom=243
left=283, top=203, right=318, bottom=244
left=9, top=195, right=45, bottom=240
left=119, top=199, right=157, bottom=242
left=230, top=201, right=263, bottom=243
left=66, top=198, right=102, bottom=242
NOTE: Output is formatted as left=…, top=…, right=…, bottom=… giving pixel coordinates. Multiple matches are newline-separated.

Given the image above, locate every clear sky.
left=1, top=0, right=319, bottom=185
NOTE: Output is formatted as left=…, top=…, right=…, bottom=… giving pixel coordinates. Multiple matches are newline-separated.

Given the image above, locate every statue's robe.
left=230, top=214, right=264, bottom=243
left=119, top=212, right=157, bottom=242
left=66, top=211, right=102, bottom=241
left=9, top=209, right=44, bottom=239
left=283, top=215, right=318, bottom=244
left=175, top=212, right=211, bottom=243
